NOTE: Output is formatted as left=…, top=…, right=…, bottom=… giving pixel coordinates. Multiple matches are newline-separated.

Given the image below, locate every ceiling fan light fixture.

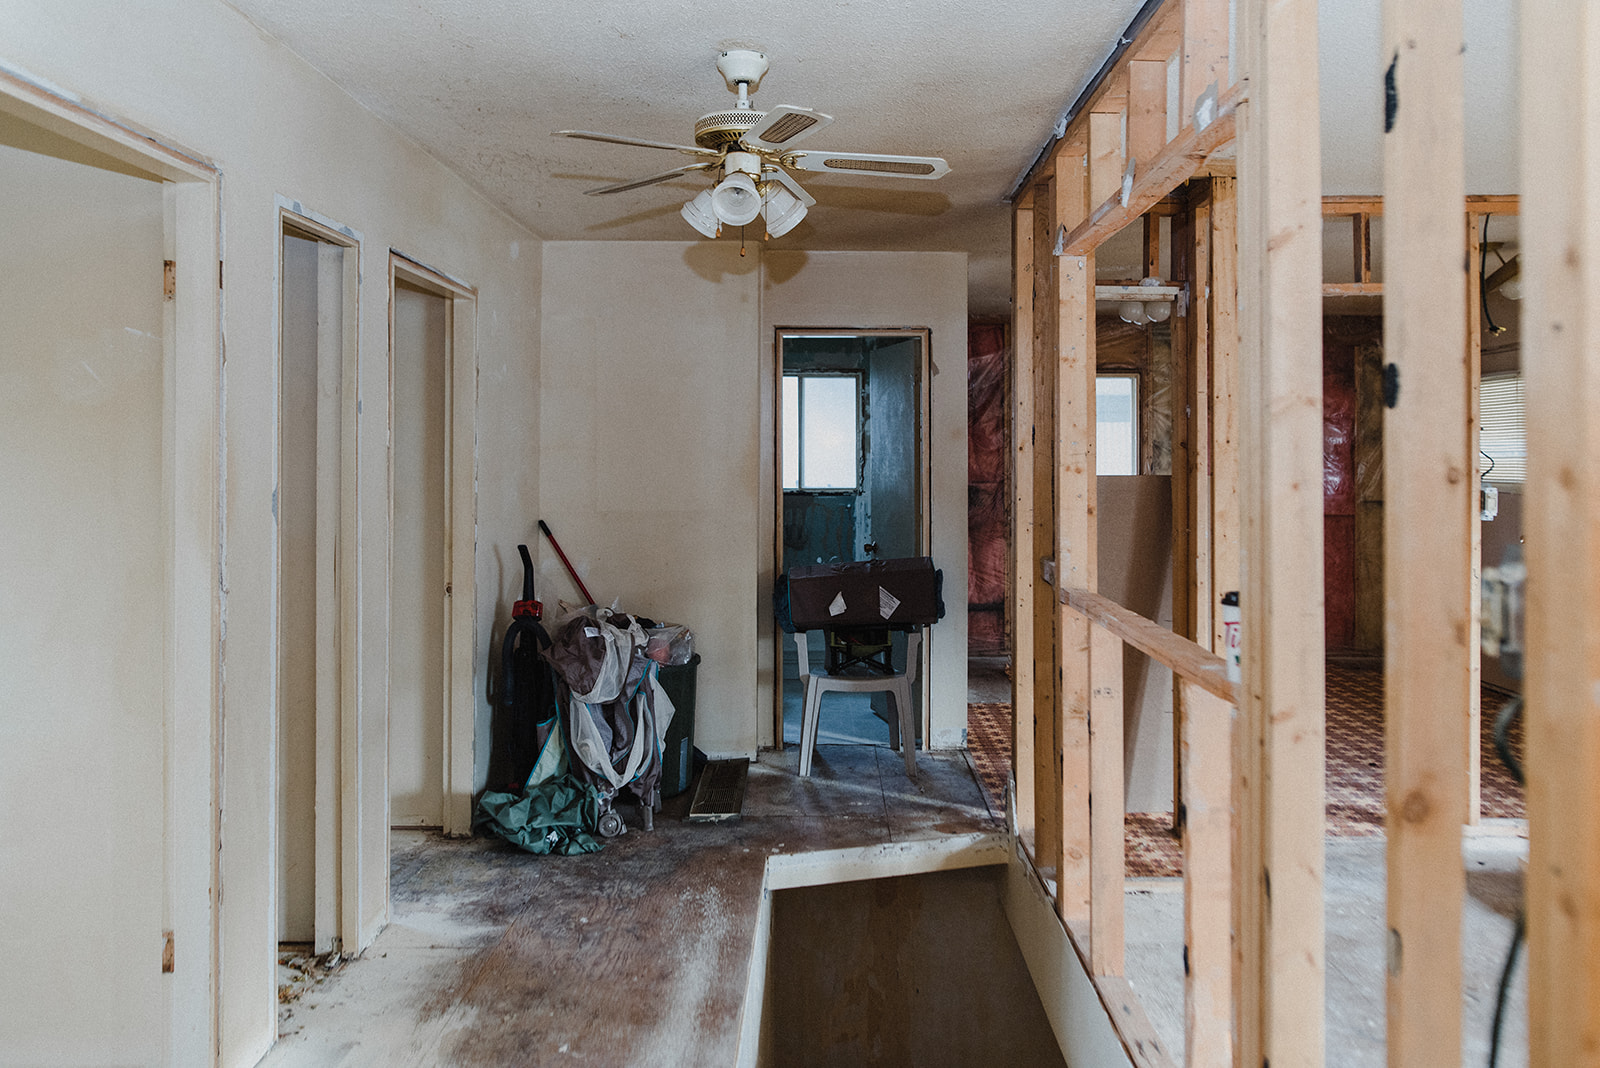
left=710, top=171, right=762, bottom=226
left=681, top=189, right=720, bottom=237
left=762, top=183, right=807, bottom=238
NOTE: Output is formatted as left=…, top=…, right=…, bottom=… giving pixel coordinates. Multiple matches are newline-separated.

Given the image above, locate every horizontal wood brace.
left=1059, top=83, right=1244, bottom=259
left=1062, top=587, right=1236, bottom=704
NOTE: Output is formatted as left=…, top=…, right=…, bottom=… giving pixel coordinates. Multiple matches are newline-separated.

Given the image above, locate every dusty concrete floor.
left=264, top=658, right=1521, bottom=1067
left=1124, top=830, right=1530, bottom=1066
left=260, top=746, right=1000, bottom=1068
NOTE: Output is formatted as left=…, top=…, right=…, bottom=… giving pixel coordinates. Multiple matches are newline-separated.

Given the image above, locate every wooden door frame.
left=275, top=202, right=362, bottom=957
left=387, top=252, right=478, bottom=838
left=770, top=327, right=933, bottom=748
left=0, top=69, right=222, bottom=1064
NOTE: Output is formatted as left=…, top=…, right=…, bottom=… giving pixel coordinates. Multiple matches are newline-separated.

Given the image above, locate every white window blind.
left=1479, top=372, right=1525, bottom=485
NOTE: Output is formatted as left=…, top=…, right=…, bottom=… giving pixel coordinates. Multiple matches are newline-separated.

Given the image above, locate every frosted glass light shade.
left=710, top=172, right=761, bottom=226
left=763, top=183, right=807, bottom=237
left=681, top=189, right=718, bottom=237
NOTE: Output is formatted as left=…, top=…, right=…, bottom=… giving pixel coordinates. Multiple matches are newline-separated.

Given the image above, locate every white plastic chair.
left=793, top=628, right=920, bottom=778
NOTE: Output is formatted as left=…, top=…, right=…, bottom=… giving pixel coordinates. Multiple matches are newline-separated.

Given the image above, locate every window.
left=1096, top=373, right=1140, bottom=475
left=783, top=373, right=860, bottom=490
left=1479, top=372, right=1525, bottom=485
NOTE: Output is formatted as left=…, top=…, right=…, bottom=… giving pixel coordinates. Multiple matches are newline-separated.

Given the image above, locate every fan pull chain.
left=740, top=225, right=747, bottom=257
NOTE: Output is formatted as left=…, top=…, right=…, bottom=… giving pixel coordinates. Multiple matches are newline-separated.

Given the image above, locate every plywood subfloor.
left=260, top=747, right=999, bottom=1068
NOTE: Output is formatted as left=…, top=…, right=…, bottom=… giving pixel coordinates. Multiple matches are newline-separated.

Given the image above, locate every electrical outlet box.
left=1481, top=485, right=1499, bottom=521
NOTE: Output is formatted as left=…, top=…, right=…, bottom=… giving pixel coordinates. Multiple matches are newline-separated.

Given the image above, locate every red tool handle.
left=538, top=520, right=595, bottom=606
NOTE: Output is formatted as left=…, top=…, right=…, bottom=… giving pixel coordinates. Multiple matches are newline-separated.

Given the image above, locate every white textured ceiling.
left=221, top=1, right=1518, bottom=316
left=221, top=0, right=1149, bottom=315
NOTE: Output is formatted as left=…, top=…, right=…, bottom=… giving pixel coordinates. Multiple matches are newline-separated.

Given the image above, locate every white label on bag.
left=879, top=587, right=901, bottom=619
left=828, top=592, right=847, bottom=616
left=584, top=627, right=601, bottom=638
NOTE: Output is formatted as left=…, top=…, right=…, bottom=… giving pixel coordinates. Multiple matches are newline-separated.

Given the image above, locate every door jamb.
left=388, top=252, right=479, bottom=837
left=276, top=203, right=362, bottom=956
left=770, top=327, right=934, bottom=749
left=0, top=68, right=223, bottom=1065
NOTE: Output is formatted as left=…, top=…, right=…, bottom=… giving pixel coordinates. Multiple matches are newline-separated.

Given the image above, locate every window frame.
left=1095, top=371, right=1141, bottom=476
left=782, top=370, right=864, bottom=492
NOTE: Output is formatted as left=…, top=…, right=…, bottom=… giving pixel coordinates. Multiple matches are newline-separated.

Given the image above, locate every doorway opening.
left=277, top=210, right=359, bottom=956
left=774, top=329, right=931, bottom=751
left=386, top=254, right=478, bottom=838
left=0, top=85, right=219, bottom=1064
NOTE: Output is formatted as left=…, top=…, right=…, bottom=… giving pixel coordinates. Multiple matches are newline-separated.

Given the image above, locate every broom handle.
left=538, top=520, right=596, bottom=605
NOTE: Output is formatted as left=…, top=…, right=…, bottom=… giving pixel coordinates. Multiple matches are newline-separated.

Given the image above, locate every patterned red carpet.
left=967, top=664, right=1526, bottom=878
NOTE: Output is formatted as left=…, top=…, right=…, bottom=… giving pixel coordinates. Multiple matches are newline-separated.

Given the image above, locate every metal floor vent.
left=687, top=758, right=749, bottom=822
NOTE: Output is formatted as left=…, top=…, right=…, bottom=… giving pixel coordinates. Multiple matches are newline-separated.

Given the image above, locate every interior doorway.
left=389, top=276, right=449, bottom=828
left=387, top=254, right=479, bottom=837
left=277, top=212, right=358, bottom=954
left=0, top=89, right=219, bottom=1064
left=775, top=329, right=931, bottom=749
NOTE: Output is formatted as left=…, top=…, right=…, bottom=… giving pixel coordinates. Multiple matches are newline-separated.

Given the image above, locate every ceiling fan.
left=555, top=50, right=950, bottom=240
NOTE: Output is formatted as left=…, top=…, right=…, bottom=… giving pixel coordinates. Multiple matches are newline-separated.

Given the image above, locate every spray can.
left=1221, top=591, right=1241, bottom=684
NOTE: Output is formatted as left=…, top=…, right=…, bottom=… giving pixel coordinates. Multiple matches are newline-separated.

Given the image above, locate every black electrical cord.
left=1481, top=449, right=1495, bottom=480
left=1487, top=694, right=1524, bottom=1068
left=1481, top=214, right=1507, bottom=337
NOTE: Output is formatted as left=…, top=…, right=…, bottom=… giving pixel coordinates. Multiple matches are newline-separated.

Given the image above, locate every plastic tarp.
left=475, top=778, right=606, bottom=855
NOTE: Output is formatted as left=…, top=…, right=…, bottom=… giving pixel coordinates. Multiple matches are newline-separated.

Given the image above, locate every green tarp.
left=475, top=777, right=606, bottom=855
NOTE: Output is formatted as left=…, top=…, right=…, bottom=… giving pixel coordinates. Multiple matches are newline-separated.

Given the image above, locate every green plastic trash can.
left=657, top=653, right=699, bottom=798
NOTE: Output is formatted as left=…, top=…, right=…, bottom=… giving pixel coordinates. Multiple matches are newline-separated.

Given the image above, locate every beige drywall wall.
left=0, top=142, right=167, bottom=1064
left=2, top=3, right=543, bottom=1062
left=390, top=282, right=449, bottom=827
left=538, top=244, right=968, bottom=757
left=539, top=240, right=762, bottom=756
left=1097, top=475, right=1176, bottom=813
left=762, top=251, right=970, bottom=749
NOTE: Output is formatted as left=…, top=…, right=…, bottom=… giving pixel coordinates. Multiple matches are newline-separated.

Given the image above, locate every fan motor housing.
left=695, top=109, right=764, bottom=150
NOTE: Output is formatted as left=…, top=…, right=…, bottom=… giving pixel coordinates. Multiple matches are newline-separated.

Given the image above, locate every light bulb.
left=710, top=172, right=762, bottom=227
left=1498, top=276, right=1523, bottom=301
left=1118, top=300, right=1149, bottom=325
left=1145, top=300, right=1171, bottom=323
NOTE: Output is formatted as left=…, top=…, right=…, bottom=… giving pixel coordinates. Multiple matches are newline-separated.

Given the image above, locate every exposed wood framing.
left=1062, top=85, right=1242, bottom=259
left=1382, top=3, right=1471, bottom=1059
left=1209, top=178, right=1241, bottom=652
left=1169, top=200, right=1195, bottom=824
left=1054, top=147, right=1094, bottom=923
left=1011, top=200, right=1038, bottom=845
left=1087, top=619, right=1124, bottom=976
left=1032, top=177, right=1062, bottom=872
left=1190, top=193, right=1214, bottom=646
left=1181, top=0, right=1229, bottom=130
left=1181, top=680, right=1232, bottom=1067
left=1235, top=0, right=1326, bottom=1063
left=1463, top=210, right=1483, bottom=825
left=1521, top=1, right=1600, bottom=1057
left=1064, top=588, right=1235, bottom=705
left=1129, top=59, right=1168, bottom=175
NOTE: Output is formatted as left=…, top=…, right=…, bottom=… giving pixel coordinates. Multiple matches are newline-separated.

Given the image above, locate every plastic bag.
left=645, top=623, right=694, bottom=666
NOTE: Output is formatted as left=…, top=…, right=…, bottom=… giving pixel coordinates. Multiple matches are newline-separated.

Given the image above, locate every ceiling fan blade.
left=766, top=166, right=816, bottom=208
left=555, top=130, right=722, bottom=159
left=584, top=161, right=717, bottom=196
left=745, top=105, right=834, bottom=150
left=786, top=150, right=950, bottom=180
